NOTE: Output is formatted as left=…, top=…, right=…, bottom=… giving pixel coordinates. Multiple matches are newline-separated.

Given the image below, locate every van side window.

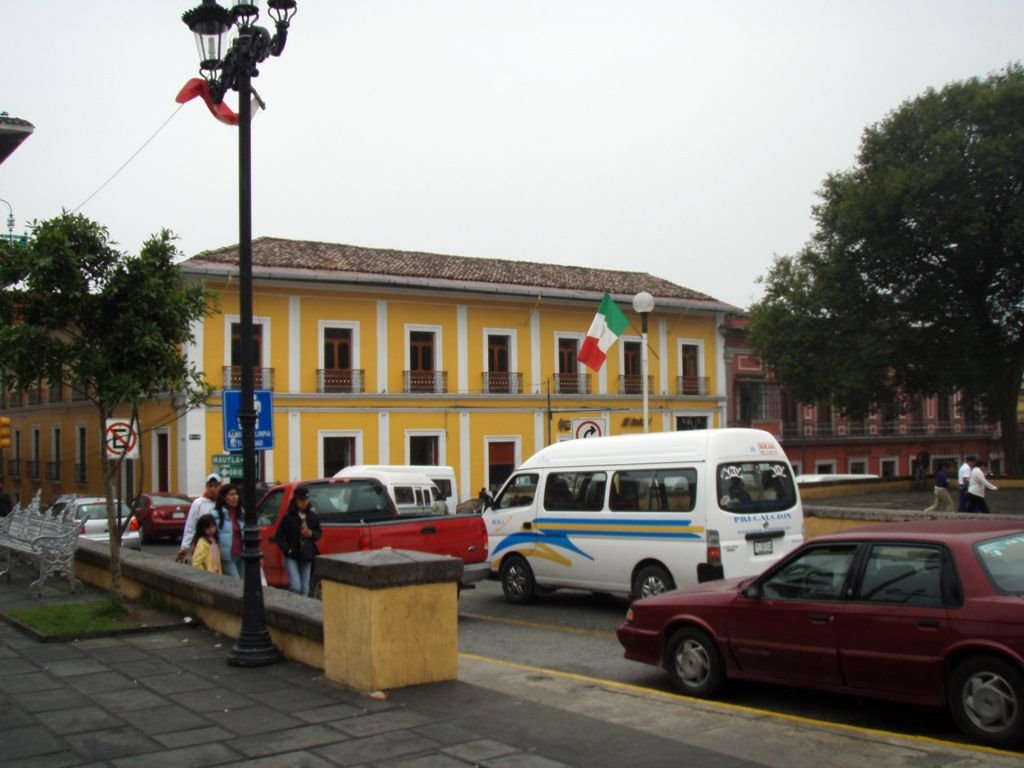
left=610, top=469, right=697, bottom=512
left=717, top=462, right=795, bottom=514
left=394, top=486, right=415, bottom=505
left=495, top=474, right=539, bottom=510
left=542, top=472, right=607, bottom=511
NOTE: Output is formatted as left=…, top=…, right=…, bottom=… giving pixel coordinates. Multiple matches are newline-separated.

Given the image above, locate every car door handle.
left=420, top=525, right=437, bottom=535
left=918, top=619, right=940, bottom=629
left=808, top=613, right=833, bottom=624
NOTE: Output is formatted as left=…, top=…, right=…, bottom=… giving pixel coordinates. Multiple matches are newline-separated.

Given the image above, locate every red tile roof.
left=183, top=237, right=731, bottom=308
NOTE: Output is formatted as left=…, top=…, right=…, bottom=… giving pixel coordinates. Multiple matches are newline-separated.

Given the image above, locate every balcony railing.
left=26, top=386, right=42, bottom=405
left=7, top=459, right=20, bottom=478
left=26, top=460, right=40, bottom=480
left=223, top=367, right=275, bottom=390
left=404, top=370, right=448, bottom=394
left=70, top=383, right=89, bottom=402
left=782, top=420, right=998, bottom=440
left=48, top=384, right=64, bottom=403
left=676, top=376, right=710, bottom=396
left=619, top=375, right=653, bottom=396
left=318, top=369, right=365, bottom=394
left=555, top=372, right=591, bottom=395
left=74, top=463, right=87, bottom=485
left=483, top=371, right=523, bottom=394
left=45, top=461, right=61, bottom=482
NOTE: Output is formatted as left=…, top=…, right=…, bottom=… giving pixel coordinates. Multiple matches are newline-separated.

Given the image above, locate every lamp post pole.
left=181, top=0, right=297, bottom=667
left=632, top=292, right=655, bottom=433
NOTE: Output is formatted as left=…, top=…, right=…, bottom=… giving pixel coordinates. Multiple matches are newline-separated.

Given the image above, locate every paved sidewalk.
left=0, top=568, right=1018, bottom=767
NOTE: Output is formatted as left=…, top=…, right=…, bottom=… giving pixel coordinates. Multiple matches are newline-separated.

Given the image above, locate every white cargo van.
left=332, top=468, right=444, bottom=516
left=483, top=428, right=804, bottom=604
left=334, top=465, right=458, bottom=514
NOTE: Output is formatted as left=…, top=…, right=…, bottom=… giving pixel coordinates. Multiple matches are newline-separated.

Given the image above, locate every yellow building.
left=1, top=238, right=736, bottom=507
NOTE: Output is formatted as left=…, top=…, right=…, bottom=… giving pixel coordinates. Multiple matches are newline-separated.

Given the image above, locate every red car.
left=617, top=520, right=1024, bottom=747
left=131, top=493, right=193, bottom=543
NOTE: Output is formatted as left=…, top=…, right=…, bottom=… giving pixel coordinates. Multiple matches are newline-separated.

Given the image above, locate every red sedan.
left=131, top=493, right=192, bottom=543
left=617, top=520, right=1024, bottom=747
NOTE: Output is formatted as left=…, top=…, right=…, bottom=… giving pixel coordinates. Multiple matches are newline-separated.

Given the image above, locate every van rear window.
left=717, top=462, right=796, bottom=514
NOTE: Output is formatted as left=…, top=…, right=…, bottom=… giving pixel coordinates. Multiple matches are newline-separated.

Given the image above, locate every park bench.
left=0, top=491, right=82, bottom=596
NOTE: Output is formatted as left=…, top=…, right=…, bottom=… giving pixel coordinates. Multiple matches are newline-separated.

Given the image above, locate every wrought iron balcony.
left=74, top=463, right=87, bottom=485
left=45, top=461, right=61, bottom=482
left=6, top=459, right=20, bottom=478
left=555, top=372, right=591, bottom=395
left=676, top=376, right=709, bottom=396
left=619, top=374, right=654, bottom=396
left=482, top=371, right=523, bottom=394
left=317, top=369, right=365, bottom=394
left=26, top=460, right=39, bottom=480
left=223, top=366, right=275, bottom=390
left=404, top=370, right=448, bottom=394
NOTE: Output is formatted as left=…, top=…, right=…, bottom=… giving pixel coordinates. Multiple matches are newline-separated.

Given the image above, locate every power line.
left=72, top=104, right=185, bottom=214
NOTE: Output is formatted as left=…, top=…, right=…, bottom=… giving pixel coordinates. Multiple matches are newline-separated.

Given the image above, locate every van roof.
left=335, top=465, right=454, bottom=477
left=518, top=428, right=786, bottom=469
left=331, top=469, right=438, bottom=487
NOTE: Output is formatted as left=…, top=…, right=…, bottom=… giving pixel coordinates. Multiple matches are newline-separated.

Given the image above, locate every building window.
left=321, top=326, right=362, bottom=393
left=409, top=434, right=440, bottom=466
left=486, top=334, right=514, bottom=393
left=323, top=436, right=357, bottom=476
left=486, top=439, right=517, bottom=494
left=676, top=415, right=708, bottom=431
left=622, top=340, right=642, bottom=394
left=880, top=458, right=897, bottom=479
left=228, top=321, right=270, bottom=389
left=408, top=330, right=437, bottom=393
left=556, top=337, right=587, bottom=394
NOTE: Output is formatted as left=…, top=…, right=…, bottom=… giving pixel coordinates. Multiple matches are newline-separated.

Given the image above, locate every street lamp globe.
left=632, top=291, right=656, bottom=316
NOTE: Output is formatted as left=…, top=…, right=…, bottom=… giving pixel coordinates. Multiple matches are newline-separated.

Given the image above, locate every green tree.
left=0, top=213, right=215, bottom=598
left=750, top=65, right=1024, bottom=474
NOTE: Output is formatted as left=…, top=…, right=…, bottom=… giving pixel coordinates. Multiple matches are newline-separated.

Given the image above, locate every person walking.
left=177, top=473, right=222, bottom=562
left=957, top=456, right=975, bottom=512
left=923, top=462, right=954, bottom=513
left=274, top=486, right=322, bottom=596
left=190, top=513, right=222, bottom=574
left=966, top=460, right=998, bottom=514
left=213, top=483, right=245, bottom=577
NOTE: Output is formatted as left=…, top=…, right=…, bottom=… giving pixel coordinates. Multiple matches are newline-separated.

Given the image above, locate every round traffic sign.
left=105, top=420, right=138, bottom=458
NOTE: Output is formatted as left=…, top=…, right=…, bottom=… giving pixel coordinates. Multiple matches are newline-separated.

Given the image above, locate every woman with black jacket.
left=274, top=486, right=322, bottom=595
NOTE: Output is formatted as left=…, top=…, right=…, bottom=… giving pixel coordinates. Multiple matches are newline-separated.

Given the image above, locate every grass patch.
left=8, top=598, right=135, bottom=635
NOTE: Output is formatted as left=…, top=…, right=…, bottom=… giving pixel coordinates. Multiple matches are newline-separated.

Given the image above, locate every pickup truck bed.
left=255, top=478, right=489, bottom=590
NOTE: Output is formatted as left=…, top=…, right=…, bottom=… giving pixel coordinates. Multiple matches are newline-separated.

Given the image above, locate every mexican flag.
left=578, top=293, right=630, bottom=371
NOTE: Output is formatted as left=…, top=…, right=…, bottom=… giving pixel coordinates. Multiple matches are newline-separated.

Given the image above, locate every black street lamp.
left=181, top=0, right=298, bottom=667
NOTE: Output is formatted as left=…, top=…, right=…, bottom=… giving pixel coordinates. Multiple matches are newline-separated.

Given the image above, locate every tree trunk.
left=97, top=404, right=124, bottom=603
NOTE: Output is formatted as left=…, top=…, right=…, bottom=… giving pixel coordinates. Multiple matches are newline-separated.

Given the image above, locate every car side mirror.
left=741, top=582, right=763, bottom=600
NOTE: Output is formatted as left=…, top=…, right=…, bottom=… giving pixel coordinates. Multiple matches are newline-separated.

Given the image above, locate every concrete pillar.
left=316, top=549, right=462, bottom=691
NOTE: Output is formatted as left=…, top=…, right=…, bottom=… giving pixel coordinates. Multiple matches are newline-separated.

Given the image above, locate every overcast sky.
left=3, top=1, right=1023, bottom=309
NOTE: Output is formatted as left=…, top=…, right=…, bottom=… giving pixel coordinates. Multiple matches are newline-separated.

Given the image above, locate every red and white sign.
left=105, top=419, right=139, bottom=459
left=573, top=418, right=606, bottom=439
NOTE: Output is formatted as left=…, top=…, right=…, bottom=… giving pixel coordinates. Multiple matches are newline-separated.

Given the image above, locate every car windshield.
left=76, top=502, right=131, bottom=521
left=717, top=461, right=796, bottom=514
left=974, top=533, right=1024, bottom=595
left=148, top=495, right=189, bottom=506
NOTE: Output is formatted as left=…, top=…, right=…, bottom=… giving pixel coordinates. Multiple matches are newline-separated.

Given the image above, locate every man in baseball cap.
left=177, top=473, right=223, bottom=562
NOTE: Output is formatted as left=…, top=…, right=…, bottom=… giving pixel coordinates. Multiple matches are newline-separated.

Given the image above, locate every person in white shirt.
left=966, top=460, right=998, bottom=514
left=176, top=473, right=223, bottom=562
left=957, top=456, right=975, bottom=512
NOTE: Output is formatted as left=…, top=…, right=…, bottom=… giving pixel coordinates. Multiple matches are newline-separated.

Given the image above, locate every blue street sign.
left=222, top=389, right=274, bottom=452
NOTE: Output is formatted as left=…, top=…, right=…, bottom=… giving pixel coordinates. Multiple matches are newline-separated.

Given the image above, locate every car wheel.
left=632, top=564, right=675, bottom=600
left=948, top=655, right=1024, bottom=747
left=665, top=627, right=724, bottom=698
left=500, top=555, right=537, bottom=605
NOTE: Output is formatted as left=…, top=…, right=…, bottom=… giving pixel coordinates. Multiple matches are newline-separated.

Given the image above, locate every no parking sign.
left=105, top=418, right=140, bottom=459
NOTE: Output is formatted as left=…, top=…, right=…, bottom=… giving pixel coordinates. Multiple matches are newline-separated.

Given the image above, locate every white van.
left=334, top=465, right=458, bottom=514
left=333, top=468, right=445, bottom=516
left=483, top=428, right=804, bottom=604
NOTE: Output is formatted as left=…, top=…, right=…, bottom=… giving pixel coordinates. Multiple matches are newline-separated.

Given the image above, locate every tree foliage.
left=749, top=64, right=1024, bottom=473
left=0, top=213, right=216, bottom=596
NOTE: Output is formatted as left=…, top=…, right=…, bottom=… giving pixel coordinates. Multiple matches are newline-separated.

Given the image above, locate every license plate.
left=753, top=539, right=773, bottom=556
left=173, top=512, right=185, bottom=519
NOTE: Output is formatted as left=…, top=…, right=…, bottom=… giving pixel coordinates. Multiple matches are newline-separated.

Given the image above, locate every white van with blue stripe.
left=483, top=428, right=804, bottom=604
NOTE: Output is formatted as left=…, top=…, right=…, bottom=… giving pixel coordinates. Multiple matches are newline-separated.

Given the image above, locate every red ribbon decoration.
left=175, top=78, right=238, bottom=126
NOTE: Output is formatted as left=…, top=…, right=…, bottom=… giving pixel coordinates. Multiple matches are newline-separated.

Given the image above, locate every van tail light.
left=706, top=529, right=721, bottom=566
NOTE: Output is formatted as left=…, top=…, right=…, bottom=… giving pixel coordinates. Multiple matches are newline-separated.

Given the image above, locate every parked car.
left=616, top=520, right=1024, bottom=748
left=48, top=495, right=141, bottom=550
left=131, top=493, right=192, bottom=543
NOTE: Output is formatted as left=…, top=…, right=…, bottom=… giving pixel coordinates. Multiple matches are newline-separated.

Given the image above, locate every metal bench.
left=0, top=491, right=82, bottom=596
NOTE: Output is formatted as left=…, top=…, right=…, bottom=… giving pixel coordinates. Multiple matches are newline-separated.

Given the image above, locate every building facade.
left=721, top=314, right=1004, bottom=478
left=0, top=238, right=736, bottom=506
